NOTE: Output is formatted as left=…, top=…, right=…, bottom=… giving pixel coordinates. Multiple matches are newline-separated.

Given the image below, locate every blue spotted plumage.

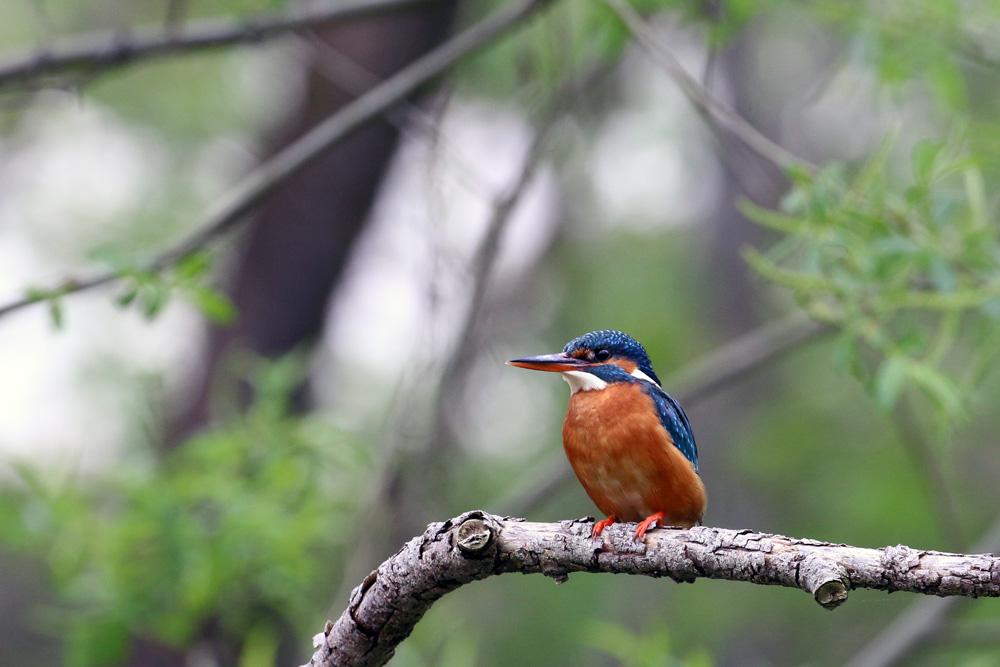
left=563, top=330, right=661, bottom=386
left=642, top=384, right=698, bottom=472
left=508, top=330, right=706, bottom=540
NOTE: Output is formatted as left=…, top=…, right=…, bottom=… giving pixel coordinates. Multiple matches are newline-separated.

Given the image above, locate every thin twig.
left=604, top=0, right=818, bottom=174
left=671, top=311, right=825, bottom=402
left=0, top=0, right=559, bottom=322
left=412, top=103, right=556, bottom=472
left=435, top=111, right=556, bottom=414
left=299, top=33, right=496, bottom=199
left=0, top=0, right=431, bottom=89
left=499, top=313, right=828, bottom=516
left=424, top=65, right=615, bottom=452
left=324, top=64, right=618, bottom=615
left=326, top=105, right=563, bottom=612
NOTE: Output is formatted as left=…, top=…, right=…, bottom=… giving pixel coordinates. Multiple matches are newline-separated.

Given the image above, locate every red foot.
left=592, top=515, right=617, bottom=538
left=635, top=511, right=668, bottom=541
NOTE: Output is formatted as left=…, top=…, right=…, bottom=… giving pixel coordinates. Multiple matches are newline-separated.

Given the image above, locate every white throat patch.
left=561, top=370, right=608, bottom=394
left=630, top=368, right=660, bottom=387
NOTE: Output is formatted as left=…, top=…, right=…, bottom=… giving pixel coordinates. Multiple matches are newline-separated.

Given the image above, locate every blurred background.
left=2, top=0, right=1000, bottom=665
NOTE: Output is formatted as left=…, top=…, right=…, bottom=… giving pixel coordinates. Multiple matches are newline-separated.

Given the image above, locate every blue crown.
left=562, top=330, right=660, bottom=385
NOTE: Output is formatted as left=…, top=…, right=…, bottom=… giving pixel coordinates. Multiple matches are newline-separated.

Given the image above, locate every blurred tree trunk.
left=703, top=34, right=787, bottom=335
left=144, top=4, right=457, bottom=666
left=698, top=25, right=797, bottom=667
left=169, top=3, right=458, bottom=445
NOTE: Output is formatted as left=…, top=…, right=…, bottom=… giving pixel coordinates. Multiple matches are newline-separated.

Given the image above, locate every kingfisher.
left=508, top=330, right=705, bottom=541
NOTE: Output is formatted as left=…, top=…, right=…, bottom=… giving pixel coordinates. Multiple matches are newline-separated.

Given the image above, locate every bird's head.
left=507, top=330, right=660, bottom=394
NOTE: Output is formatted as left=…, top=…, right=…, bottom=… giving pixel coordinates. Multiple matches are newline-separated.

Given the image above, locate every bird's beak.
left=506, top=353, right=592, bottom=372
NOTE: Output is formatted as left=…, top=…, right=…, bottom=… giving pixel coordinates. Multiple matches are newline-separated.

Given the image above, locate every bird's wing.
left=642, top=384, right=699, bottom=472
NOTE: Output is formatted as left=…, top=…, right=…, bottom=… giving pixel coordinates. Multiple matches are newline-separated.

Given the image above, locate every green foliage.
left=742, top=134, right=1000, bottom=424
left=24, top=248, right=236, bottom=330
left=92, top=247, right=236, bottom=324
left=831, top=0, right=984, bottom=109
left=0, top=357, right=369, bottom=665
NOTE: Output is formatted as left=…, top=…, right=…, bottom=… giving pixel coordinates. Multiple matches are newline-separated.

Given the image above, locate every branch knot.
left=457, top=517, right=495, bottom=557
left=883, top=544, right=922, bottom=573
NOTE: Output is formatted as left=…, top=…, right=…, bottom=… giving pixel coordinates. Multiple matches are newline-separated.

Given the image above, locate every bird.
left=507, top=330, right=705, bottom=541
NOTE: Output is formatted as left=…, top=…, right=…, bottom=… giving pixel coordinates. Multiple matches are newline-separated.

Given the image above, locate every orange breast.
left=562, top=383, right=706, bottom=527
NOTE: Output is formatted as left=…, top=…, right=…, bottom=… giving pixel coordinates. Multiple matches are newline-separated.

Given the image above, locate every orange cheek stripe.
left=605, top=358, right=637, bottom=374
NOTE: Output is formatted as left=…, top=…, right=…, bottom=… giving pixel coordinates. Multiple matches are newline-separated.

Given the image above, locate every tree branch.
left=0, top=0, right=430, bottom=89
left=604, top=0, right=817, bottom=174
left=0, top=0, right=557, bottom=322
left=307, top=511, right=1000, bottom=667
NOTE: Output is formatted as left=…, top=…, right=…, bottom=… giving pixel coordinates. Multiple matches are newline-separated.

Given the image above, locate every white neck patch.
left=561, top=370, right=608, bottom=394
left=630, top=368, right=660, bottom=387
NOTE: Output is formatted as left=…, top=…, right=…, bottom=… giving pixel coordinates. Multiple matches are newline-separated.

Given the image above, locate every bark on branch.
left=307, top=510, right=1000, bottom=667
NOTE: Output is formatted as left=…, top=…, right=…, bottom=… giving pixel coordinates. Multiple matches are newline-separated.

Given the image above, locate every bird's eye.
left=595, top=349, right=611, bottom=362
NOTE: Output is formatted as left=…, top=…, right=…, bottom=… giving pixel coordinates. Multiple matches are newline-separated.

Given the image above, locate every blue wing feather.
left=641, top=384, right=699, bottom=472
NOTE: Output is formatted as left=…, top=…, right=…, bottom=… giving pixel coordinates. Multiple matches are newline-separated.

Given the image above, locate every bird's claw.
left=634, top=511, right=668, bottom=541
left=591, top=516, right=617, bottom=539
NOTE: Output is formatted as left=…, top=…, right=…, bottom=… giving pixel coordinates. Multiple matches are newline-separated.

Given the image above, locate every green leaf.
left=911, top=140, right=943, bottom=186
left=742, top=248, right=836, bottom=293
left=173, top=251, right=213, bottom=283
left=140, top=284, right=170, bottom=320
left=963, top=166, right=987, bottom=229
left=906, top=362, right=964, bottom=418
left=928, top=255, right=957, bottom=292
left=49, top=299, right=64, bottom=330
left=739, top=200, right=809, bottom=234
left=115, top=283, right=139, bottom=308
left=875, top=355, right=908, bottom=411
left=23, top=286, right=49, bottom=303
left=784, top=162, right=815, bottom=187
left=186, top=286, right=237, bottom=325
left=928, top=57, right=967, bottom=110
